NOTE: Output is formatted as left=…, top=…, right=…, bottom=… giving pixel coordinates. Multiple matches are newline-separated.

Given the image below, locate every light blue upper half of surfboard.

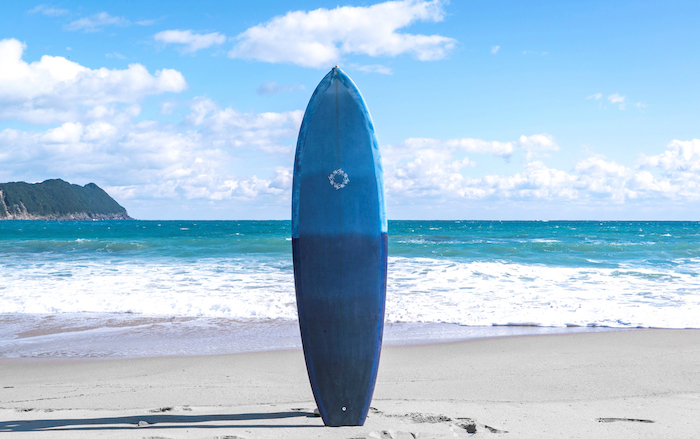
left=292, top=68, right=387, bottom=238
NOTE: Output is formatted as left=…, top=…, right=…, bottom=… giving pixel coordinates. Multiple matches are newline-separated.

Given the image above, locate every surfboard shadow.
left=0, top=411, right=320, bottom=432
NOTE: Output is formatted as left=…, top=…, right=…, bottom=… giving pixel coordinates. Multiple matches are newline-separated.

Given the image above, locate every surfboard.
left=292, top=67, right=388, bottom=427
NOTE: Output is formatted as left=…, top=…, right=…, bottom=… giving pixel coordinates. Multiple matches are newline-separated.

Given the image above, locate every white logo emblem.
left=328, top=169, right=349, bottom=190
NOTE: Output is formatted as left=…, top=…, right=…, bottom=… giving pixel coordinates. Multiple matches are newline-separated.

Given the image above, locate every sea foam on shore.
left=1, top=220, right=698, bottom=359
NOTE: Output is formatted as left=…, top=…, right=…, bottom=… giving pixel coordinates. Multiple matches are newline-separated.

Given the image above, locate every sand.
left=1, top=329, right=699, bottom=438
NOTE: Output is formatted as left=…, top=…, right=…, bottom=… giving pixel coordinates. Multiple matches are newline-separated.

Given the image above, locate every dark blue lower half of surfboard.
left=292, top=232, right=388, bottom=426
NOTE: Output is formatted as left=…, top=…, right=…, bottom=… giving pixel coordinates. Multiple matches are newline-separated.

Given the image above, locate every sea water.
left=1, top=220, right=699, bottom=358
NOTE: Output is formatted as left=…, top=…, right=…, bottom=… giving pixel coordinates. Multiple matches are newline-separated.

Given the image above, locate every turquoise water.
left=4, top=220, right=699, bottom=266
left=1, top=220, right=699, bottom=358
left=391, top=220, right=700, bottom=267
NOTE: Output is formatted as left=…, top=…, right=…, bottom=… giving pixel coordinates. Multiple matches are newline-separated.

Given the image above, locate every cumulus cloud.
left=490, top=45, right=500, bottom=54
left=634, top=140, right=700, bottom=200
left=154, top=30, right=227, bottom=54
left=574, top=155, right=634, bottom=202
left=228, top=0, right=456, bottom=68
left=639, top=139, right=700, bottom=173
left=383, top=134, right=563, bottom=200
left=3, top=85, right=700, bottom=216
left=65, top=12, right=129, bottom=32
left=518, top=134, right=559, bottom=160
left=0, top=93, right=303, bottom=209
left=2, top=40, right=696, bottom=218
left=381, top=134, right=700, bottom=208
left=0, top=41, right=299, bottom=213
left=628, top=140, right=700, bottom=201
left=185, top=97, right=303, bottom=154
left=0, top=38, right=187, bottom=123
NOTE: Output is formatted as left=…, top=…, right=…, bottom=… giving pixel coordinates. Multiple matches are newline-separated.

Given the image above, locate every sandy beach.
left=2, top=329, right=699, bottom=438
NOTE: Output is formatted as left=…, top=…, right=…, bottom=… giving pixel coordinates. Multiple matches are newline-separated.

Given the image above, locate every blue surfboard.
left=292, top=67, right=388, bottom=427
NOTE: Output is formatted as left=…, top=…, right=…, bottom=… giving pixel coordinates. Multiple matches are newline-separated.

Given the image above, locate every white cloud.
left=398, top=137, right=514, bottom=157
left=574, top=155, right=634, bottom=202
left=28, top=4, right=69, bottom=16
left=388, top=134, right=558, bottom=165
left=228, top=0, right=456, bottom=68
left=381, top=134, right=700, bottom=208
left=0, top=38, right=187, bottom=123
left=160, top=100, right=177, bottom=115
left=0, top=97, right=303, bottom=208
left=350, top=64, right=394, bottom=75
left=40, top=122, right=84, bottom=143
left=2, top=39, right=695, bottom=219
left=639, top=139, right=700, bottom=172
left=194, top=98, right=304, bottom=154
left=3, top=83, right=700, bottom=218
left=485, top=161, right=579, bottom=201
left=66, top=12, right=129, bottom=32
left=154, top=30, right=227, bottom=54
left=522, top=50, right=547, bottom=56
left=518, top=133, right=559, bottom=160
left=105, top=52, right=126, bottom=59
left=608, top=93, right=626, bottom=110
left=590, top=92, right=646, bottom=111
left=257, top=81, right=306, bottom=96
left=490, top=45, right=500, bottom=54
left=447, top=138, right=516, bottom=157
left=631, top=140, right=700, bottom=201
left=607, top=93, right=625, bottom=104
left=383, top=134, right=564, bottom=200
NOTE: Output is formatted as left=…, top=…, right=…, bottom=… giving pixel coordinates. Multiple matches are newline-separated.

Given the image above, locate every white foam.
left=0, top=257, right=297, bottom=320
left=385, top=257, right=700, bottom=328
left=1, top=255, right=699, bottom=328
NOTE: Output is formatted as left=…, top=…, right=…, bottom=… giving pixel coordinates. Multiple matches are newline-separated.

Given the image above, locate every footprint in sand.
left=148, top=407, right=174, bottom=413
left=597, top=417, right=654, bottom=423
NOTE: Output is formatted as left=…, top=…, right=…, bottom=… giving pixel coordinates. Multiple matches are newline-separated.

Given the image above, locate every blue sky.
left=1, top=0, right=699, bottom=220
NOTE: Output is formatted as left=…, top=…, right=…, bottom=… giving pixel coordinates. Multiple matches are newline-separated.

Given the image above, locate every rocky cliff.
left=0, top=179, right=133, bottom=220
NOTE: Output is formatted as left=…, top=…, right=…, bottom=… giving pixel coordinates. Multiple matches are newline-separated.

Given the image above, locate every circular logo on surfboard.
left=328, top=169, right=349, bottom=190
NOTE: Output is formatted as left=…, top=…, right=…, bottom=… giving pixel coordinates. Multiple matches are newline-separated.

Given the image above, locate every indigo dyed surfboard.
left=292, top=67, right=388, bottom=427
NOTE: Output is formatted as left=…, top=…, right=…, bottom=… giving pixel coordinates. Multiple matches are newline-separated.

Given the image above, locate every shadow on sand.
left=0, top=410, right=319, bottom=432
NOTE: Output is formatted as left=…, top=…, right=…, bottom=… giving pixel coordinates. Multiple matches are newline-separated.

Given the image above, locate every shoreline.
left=1, top=314, right=641, bottom=360
left=2, top=329, right=699, bottom=438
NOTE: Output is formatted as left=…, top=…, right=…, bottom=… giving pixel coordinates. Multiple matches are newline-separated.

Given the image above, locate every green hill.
left=0, top=179, right=133, bottom=220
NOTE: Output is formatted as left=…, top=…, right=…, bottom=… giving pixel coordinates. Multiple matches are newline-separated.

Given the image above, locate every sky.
left=1, top=0, right=699, bottom=220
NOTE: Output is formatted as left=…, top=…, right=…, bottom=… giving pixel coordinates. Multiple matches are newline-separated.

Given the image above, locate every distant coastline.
left=0, top=212, right=132, bottom=221
left=0, top=179, right=133, bottom=221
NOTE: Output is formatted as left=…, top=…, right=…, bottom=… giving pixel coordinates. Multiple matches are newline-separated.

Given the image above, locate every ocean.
left=1, top=220, right=699, bottom=359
